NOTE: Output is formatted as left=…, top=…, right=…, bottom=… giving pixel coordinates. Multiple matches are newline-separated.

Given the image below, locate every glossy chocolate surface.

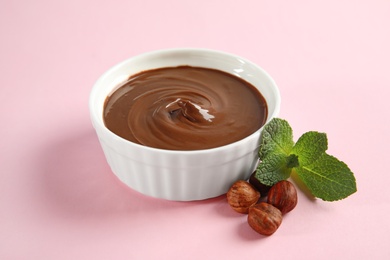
left=103, top=66, right=267, bottom=150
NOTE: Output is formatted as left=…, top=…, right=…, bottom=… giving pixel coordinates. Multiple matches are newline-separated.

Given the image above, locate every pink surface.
left=1, top=0, right=389, bottom=259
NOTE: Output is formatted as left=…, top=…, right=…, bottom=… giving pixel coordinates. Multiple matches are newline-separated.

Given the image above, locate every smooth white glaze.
left=89, top=48, right=281, bottom=201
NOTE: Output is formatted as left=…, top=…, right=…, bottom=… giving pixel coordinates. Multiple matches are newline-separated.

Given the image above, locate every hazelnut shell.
left=227, top=180, right=260, bottom=214
left=267, top=180, right=298, bottom=214
left=247, top=202, right=282, bottom=236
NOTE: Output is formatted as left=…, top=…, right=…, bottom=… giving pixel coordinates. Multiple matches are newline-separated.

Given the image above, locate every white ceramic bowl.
left=89, top=48, right=280, bottom=201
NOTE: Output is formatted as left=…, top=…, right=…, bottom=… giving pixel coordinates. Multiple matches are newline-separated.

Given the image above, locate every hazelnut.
left=227, top=180, right=260, bottom=214
left=249, top=171, right=272, bottom=197
left=267, top=180, right=298, bottom=214
left=247, top=202, right=282, bottom=236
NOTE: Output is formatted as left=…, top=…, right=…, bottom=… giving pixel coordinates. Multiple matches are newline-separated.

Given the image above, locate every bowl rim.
left=89, top=48, right=281, bottom=155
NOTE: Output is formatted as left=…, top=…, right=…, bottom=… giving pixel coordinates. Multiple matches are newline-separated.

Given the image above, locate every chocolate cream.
left=103, top=66, right=268, bottom=150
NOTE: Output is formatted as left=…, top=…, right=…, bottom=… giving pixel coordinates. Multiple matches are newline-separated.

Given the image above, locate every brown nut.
left=249, top=171, right=272, bottom=197
left=267, top=180, right=298, bottom=214
left=247, top=202, right=282, bottom=236
left=227, top=180, right=260, bottom=214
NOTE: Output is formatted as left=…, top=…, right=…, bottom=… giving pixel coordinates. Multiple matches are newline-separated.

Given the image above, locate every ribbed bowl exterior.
left=89, top=48, right=280, bottom=201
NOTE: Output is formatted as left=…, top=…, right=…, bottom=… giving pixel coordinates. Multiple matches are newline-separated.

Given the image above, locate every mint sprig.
left=255, top=118, right=357, bottom=201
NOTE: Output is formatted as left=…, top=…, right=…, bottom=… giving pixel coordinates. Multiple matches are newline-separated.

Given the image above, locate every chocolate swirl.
left=103, top=66, right=267, bottom=150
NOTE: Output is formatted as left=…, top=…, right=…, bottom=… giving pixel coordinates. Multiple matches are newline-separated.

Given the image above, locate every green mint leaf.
left=286, top=154, right=299, bottom=168
left=256, top=153, right=292, bottom=186
left=294, top=153, right=357, bottom=201
left=259, top=118, right=294, bottom=160
left=291, top=131, right=328, bottom=166
left=255, top=118, right=357, bottom=201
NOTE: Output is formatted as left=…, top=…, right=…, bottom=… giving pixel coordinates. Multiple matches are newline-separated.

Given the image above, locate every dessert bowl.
left=89, top=48, right=280, bottom=201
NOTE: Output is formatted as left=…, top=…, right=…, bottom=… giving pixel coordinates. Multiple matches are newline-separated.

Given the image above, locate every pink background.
left=1, top=0, right=389, bottom=259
